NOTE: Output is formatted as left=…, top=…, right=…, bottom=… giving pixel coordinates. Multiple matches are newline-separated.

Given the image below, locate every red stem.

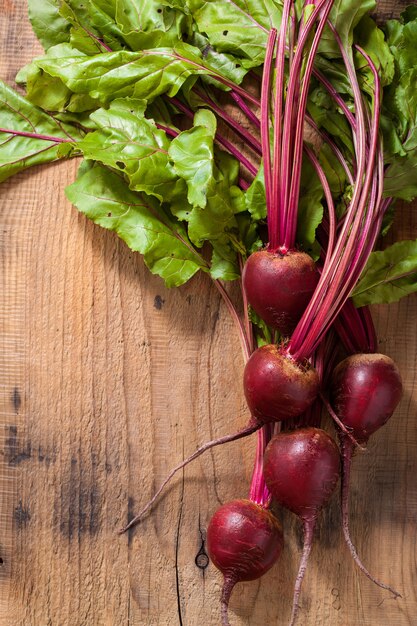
left=248, top=423, right=274, bottom=507
left=194, top=88, right=262, bottom=154
left=270, top=0, right=293, bottom=249
left=214, top=280, right=251, bottom=362
left=306, top=116, right=355, bottom=185
left=333, top=299, right=370, bottom=354
left=278, top=0, right=333, bottom=251
left=260, top=29, right=278, bottom=239
left=312, top=68, right=357, bottom=130
left=230, top=91, right=261, bottom=129
left=283, top=0, right=335, bottom=251
left=288, top=21, right=377, bottom=362
left=0, top=127, right=74, bottom=143
left=304, top=145, right=336, bottom=268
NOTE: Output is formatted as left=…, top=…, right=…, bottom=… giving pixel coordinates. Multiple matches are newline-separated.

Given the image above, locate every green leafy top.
left=0, top=0, right=417, bottom=303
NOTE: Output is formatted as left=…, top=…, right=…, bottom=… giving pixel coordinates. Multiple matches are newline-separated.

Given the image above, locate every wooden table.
left=1, top=1, right=416, bottom=624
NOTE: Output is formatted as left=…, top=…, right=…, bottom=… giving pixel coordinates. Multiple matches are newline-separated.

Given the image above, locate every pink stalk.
left=145, top=49, right=260, bottom=106
left=193, top=88, right=262, bottom=154
left=229, top=71, right=356, bottom=199
left=156, top=123, right=178, bottom=138
left=303, top=145, right=336, bottom=268
left=288, top=1, right=297, bottom=67
left=312, top=68, right=357, bottom=130
left=358, top=305, right=377, bottom=353
left=333, top=301, right=370, bottom=354
left=215, top=135, right=258, bottom=176
left=228, top=71, right=356, bottom=192
left=277, top=0, right=334, bottom=250
left=283, top=0, right=335, bottom=250
left=270, top=0, right=293, bottom=249
left=260, top=29, right=278, bottom=236
left=230, top=92, right=261, bottom=129
left=214, top=280, right=251, bottom=362
left=306, top=117, right=355, bottom=185
left=248, top=423, right=274, bottom=507
left=0, top=127, right=74, bottom=143
left=237, top=256, right=273, bottom=511
left=239, top=255, right=254, bottom=355
left=287, top=21, right=374, bottom=361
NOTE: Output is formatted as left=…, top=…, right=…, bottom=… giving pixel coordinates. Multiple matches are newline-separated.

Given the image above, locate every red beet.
left=330, top=353, right=403, bottom=444
left=242, top=249, right=319, bottom=335
left=263, top=427, right=340, bottom=625
left=207, top=499, right=284, bottom=626
left=243, top=345, right=320, bottom=423
left=331, top=353, right=402, bottom=597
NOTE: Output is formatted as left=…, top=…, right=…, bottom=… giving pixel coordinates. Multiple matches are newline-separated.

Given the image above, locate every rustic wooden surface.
left=1, top=2, right=417, bottom=625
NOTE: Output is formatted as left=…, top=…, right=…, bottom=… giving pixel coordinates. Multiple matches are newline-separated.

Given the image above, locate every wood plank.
left=1, top=2, right=416, bottom=625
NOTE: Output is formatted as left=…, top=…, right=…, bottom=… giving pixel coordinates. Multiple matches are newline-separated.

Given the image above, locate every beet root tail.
left=289, top=519, right=315, bottom=626
left=118, top=421, right=259, bottom=534
left=221, top=575, right=237, bottom=626
left=341, top=436, right=401, bottom=598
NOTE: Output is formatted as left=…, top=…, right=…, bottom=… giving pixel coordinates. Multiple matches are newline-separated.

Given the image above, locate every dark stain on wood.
left=11, top=387, right=21, bottom=413
left=56, top=456, right=102, bottom=540
left=154, top=295, right=165, bottom=310
left=14, top=500, right=31, bottom=529
left=4, top=425, right=31, bottom=466
left=37, top=445, right=56, bottom=467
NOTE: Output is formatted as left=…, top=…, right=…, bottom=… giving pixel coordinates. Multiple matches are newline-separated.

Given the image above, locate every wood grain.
left=1, top=2, right=416, bottom=625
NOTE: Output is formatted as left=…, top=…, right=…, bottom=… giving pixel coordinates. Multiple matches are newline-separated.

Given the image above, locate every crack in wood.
left=174, top=449, right=185, bottom=626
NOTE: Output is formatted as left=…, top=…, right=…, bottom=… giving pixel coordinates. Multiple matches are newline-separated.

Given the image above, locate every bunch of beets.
left=2, top=0, right=417, bottom=624
left=114, top=3, right=405, bottom=624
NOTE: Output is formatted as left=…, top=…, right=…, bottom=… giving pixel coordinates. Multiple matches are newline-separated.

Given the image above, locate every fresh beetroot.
left=242, top=249, right=319, bottom=335
left=243, top=344, right=320, bottom=423
left=331, top=353, right=403, bottom=443
left=263, top=427, right=340, bottom=625
left=331, top=353, right=402, bottom=597
left=207, top=499, right=284, bottom=626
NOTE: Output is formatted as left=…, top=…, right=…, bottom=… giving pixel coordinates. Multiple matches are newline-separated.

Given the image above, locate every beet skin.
left=331, top=353, right=403, bottom=443
left=207, top=499, right=284, bottom=626
left=263, top=427, right=340, bottom=520
left=243, top=345, right=319, bottom=423
left=242, top=249, right=319, bottom=335
left=207, top=498, right=283, bottom=582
